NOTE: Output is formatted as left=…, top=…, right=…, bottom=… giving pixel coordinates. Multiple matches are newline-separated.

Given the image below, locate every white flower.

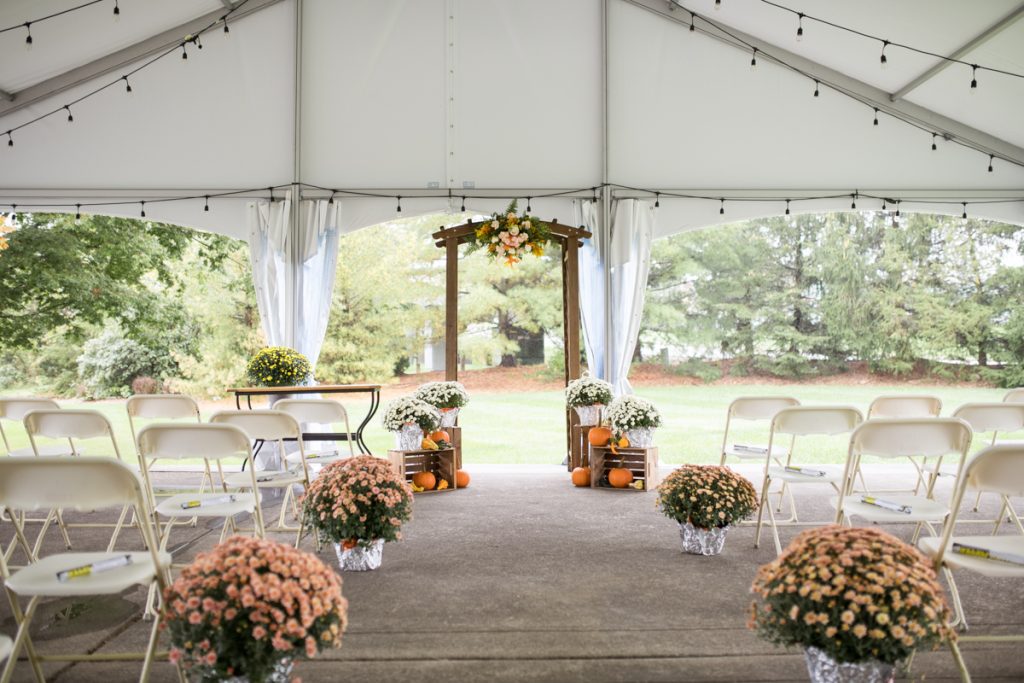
left=382, top=397, right=441, bottom=432
left=525, top=244, right=532, bottom=252
left=491, top=236, right=499, bottom=243
left=523, top=220, right=532, bottom=229
left=565, top=375, right=613, bottom=408
left=606, top=395, right=662, bottom=430
left=491, top=220, right=499, bottom=229
left=509, top=226, right=519, bottom=236
left=414, top=381, right=469, bottom=409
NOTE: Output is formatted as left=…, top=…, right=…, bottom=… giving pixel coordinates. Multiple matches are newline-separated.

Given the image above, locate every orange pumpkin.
left=456, top=470, right=471, bottom=488
left=608, top=467, right=634, bottom=488
left=571, top=467, right=590, bottom=487
left=429, top=429, right=450, bottom=443
left=411, top=471, right=436, bottom=491
left=587, top=426, right=613, bottom=447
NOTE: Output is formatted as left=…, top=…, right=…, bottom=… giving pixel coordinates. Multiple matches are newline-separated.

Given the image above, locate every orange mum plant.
left=748, top=526, right=955, bottom=665
left=657, top=464, right=758, bottom=529
left=162, top=536, right=347, bottom=682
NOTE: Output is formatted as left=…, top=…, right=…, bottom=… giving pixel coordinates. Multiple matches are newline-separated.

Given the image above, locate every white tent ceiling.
left=1, top=0, right=1022, bottom=239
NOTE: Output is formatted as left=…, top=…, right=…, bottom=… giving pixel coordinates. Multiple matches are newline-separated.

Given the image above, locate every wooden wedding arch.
left=432, top=219, right=592, bottom=467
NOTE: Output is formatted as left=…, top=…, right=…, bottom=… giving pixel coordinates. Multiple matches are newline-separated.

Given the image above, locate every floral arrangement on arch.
left=606, top=395, right=662, bottom=431
left=414, top=381, right=470, bottom=410
left=302, top=456, right=414, bottom=548
left=657, top=465, right=758, bottom=529
left=468, top=200, right=552, bottom=265
left=565, top=374, right=613, bottom=408
left=748, top=526, right=955, bottom=666
left=381, top=396, right=441, bottom=433
left=162, top=535, right=347, bottom=683
left=246, top=346, right=312, bottom=388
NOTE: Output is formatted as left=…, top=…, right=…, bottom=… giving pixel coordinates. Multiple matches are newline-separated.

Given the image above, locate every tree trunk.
left=978, top=346, right=988, bottom=367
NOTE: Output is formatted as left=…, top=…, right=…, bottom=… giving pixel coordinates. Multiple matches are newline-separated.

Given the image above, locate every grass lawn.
left=3, top=383, right=1018, bottom=466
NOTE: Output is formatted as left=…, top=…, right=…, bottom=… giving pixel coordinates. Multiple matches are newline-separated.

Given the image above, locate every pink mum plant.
left=162, top=536, right=347, bottom=682
left=657, top=464, right=758, bottom=529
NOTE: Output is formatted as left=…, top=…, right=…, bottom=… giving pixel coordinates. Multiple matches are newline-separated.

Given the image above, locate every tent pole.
left=601, top=0, right=614, bottom=386
left=287, top=0, right=304, bottom=351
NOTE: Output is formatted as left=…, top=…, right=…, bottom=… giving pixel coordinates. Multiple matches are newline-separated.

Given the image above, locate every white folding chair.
left=719, top=396, right=800, bottom=465
left=753, top=406, right=863, bottom=555
left=0, top=399, right=70, bottom=457
left=836, top=418, right=972, bottom=544
left=126, top=395, right=208, bottom=516
left=274, top=398, right=355, bottom=467
left=0, top=457, right=171, bottom=683
left=918, top=443, right=1024, bottom=679
left=865, top=394, right=943, bottom=493
left=208, top=410, right=309, bottom=546
left=1004, top=388, right=1024, bottom=404
left=23, top=409, right=131, bottom=557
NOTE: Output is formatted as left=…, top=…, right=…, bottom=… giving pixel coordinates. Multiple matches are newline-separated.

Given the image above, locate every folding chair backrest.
left=772, top=406, right=863, bottom=436
left=728, top=396, right=800, bottom=421
left=136, top=423, right=252, bottom=462
left=850, top=418, right=972, bottom=459
left=274, top=398, right=348, bottom=425
left=1003, top=388, right=1024, bottom=404
left=952, top=403, right=1024, bottom=436
left=0, top=398, right=60, bottom=422
left=961, top=443, right=1024, bottom=497
left=23, top=409, right=113, bottom=440
left=867, top=395, right=942, bottom=419
left=126, top=394, right=200, bottom=421
left=0, top=457, right=146, bottom=513
left=209, top=410, right=302, bottom=442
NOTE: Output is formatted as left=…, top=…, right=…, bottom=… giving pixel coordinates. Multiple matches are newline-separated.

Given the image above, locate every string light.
left=689, top=11, right=696, bottom=32
left=654, top=193, right=660, bottom=208
left=795, top=13, right=803, bottom=41
left=223, top=17, right=230, bottom=34
left=24, top=23, right=32, bottom=49
left=813, top=80, right=819, bottom=97
left=328, top=192, right=335, bottom=205
left=526, top=197, right=532, bottom=212
left=75, top=204, right=81, bottom=222
left=988, top=155, right=994, bottom=172
left=195, top=36, right=203, bottom=51
left=714, top=0, right=721, bottom=9
left=880, top=40, right=889, bottom=68
left=267, top=187, right=275, bottom=203
left=123, top=76, right=132, bottom=93
left=785, top=199, right=790, bottom=215
left=895, top=200, right=901, bottom=217
left=970, top=65, right=978, bottom=92
left=203, top=196, right=210, bottom=212
left=460, top=196, right=466, bottom=212
left=396, top=195, right=402, bottom=213
left=140, top=201, right=146, bottom=218
left=750, top=48, right=758, bottom=70
left=181, top=43, right=188, bottom=60
left=592, top=187, right=598, bottom=203
left=872, top=108, right=879, bottom=126
left=719, top=198, right=725, bottom=215
left=931, top=134, right=937, bottom=151
left=65, top=106, right=73, bottom=123
left=880, top=198, right=886, bottom=211
left=850, top=193, right=857, bottom=210
left=6, top=131, right=12, bottom=148
left=113, top=0, right=120, bottom=19
left=961, top=202, right=968, bottom=219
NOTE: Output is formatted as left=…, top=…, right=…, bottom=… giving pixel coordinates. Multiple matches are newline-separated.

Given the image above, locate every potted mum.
left=657, top=464, right=758, bottom=555
left=382, top=396, right=441, bottom=450
left=302, top=456, right=414, bottom=571
left=414, top=381, right=469, bottom=428
left=246, top=346, right=312, bottom=388
left=606, top=395, right=662, bottom=446
left=565, top=374, right=613, bottom=426
left=749, top=526, right=955, bottom=683
left=163, top=536, right=347, bottom=683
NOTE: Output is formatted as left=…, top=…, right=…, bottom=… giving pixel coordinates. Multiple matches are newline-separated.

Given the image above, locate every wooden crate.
left=387, top=448, right=458, bottom=493
left=447, top=425, right=462, bottom=470
left=589, top=446, right=660, bottom=492
left=569, top=424, right=593, bottom=470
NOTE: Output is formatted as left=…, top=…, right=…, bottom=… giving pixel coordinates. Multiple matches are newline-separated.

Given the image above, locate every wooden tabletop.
left=228, top=384, right=382, bottom=394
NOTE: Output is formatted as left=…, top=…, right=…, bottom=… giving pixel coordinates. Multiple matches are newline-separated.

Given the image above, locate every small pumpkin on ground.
left=411, top=471, right=436, bottom=491
left=608, top=467, right=634, bottom=488
left=571, top=467, right=590, bottom=487
left=456, top=470, right=471, bottom=488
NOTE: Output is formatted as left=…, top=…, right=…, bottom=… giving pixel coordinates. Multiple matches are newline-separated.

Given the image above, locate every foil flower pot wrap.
left=335, top=539, right=385, bottom=571
left=678, top=521, right=729, bottom=556
left=804, top=647, right=895, bottom=683
left=220, top=659, right=293, bottom=683
left=625, top=427, right=655, bottom=447
left=573, top=404, right=603, bottom=427
left=439, top=407, right=460, bottom=428
left=395, top=423, right=423, bottom=451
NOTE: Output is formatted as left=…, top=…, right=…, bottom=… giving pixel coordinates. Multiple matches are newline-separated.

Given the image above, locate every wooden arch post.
left=432, top=220, right=592, bottom=466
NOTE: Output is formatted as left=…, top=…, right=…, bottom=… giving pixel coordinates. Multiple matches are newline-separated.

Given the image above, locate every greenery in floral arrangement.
left=246, top=346, right=311, bottom=387
left=565, top=374, right=613, bottom=408
left=605, top=394, right=662, bottom=430
left=414, top=381, right=470, bottom=410
left=163, top=535, right=347, bottom=683
left=657, top=464, right=758, bottom=529
left=302, top=456, right=414, bottom=547
left=748, top=526, right=955, bottom=665
left=381, top=396, right=441, bottom=432
left=466, top=200, right=552, bottom=265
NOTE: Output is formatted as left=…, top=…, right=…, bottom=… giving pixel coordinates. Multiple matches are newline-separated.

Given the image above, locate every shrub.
left=673, top=358, right=722, bottom=383
left=131, top=376, right=162, bottom=395
left=77, top=328, right=168, bottom=398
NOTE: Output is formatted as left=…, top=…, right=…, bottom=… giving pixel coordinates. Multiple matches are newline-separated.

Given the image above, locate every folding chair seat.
left=863, top=394, right=943, bottom=493
left=274, top=398, right=355, bottom=468
left=719, top=396, right=800, bottom=464
left=22, top=410, right=131, bottom=557
left=835, top=418, right=972, bottom=544
left=753, top=406, right=863, bottom=555
left=0, top=457, right=170, bottom=683
left=0, top=399, right=72, bottom=457
left=917, top=443, right=1024, bottom=677
left=209, top=411, right=309, bottom=545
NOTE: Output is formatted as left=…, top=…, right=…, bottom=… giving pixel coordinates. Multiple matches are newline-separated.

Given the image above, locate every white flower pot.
left=804, top=646, right=895, bottom=683
left=395, top=423, right=422, bottom=450
left=334, top=539, right=385, bottom=571
left=678, top=521, right=729, bottom=556
left=439, top=407, right=460, bottom=428
left=573, top=404, right=603, bottom=426
left=625, top=427, right=655, bottom=447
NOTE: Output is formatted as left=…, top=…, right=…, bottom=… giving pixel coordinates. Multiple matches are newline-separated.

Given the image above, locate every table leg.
left=355, top=390, right=380, bottom=454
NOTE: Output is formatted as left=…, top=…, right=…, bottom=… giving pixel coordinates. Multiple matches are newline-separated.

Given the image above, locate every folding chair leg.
left=753, top=478, right=771, bottom=549
left=766, top=493, right=784, bottom=555
left=942, top=566, right=968, bottom=631
left=140, top=607, right=164, bottom=681
left=971, top=490, right=983, bottom=513
left=106, top=503, right=131, bottom=552
left=948, top=637, right=972, bottom=683
left=2, top=595, right=44, bottom=683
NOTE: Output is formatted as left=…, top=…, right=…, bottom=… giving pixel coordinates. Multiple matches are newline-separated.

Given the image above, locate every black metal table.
left=229, top=384, right=382, bottom=454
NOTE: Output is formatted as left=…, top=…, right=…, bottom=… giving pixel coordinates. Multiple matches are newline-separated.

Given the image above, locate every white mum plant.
left=565, top=375, right=613, bottom=408
left=414, top=381, right=469, bottom=410
left=606, top=395, right=662, bottom=431
left=381, top=396, right=441, bottom=432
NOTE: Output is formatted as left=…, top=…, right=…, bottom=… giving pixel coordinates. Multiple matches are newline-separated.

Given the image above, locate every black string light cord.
left=0, top=0, right=112, bottom=39
left=758, top=0, right=1024, bottom=82
left=2, top=0, right=250, bottom=148
left=671, top=1, right=1024, bottom=172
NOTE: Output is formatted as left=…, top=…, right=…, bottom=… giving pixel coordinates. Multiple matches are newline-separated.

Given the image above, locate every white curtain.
left=608, top=199, right=655, bottom=395
left=247, top=194, right=292, bottom=347
left=573, top=199, right=605, bottom=380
